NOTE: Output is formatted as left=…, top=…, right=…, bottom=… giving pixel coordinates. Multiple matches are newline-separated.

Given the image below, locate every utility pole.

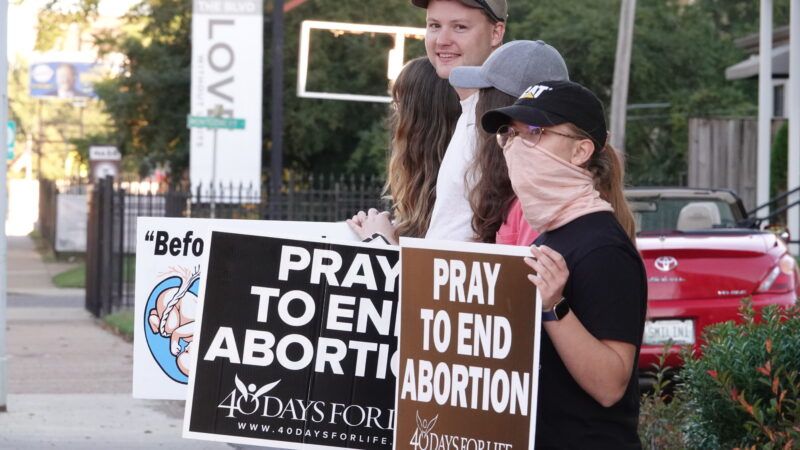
left=788, top=0, right=799, bottom=253
left=209, top=105, right=225, bottom=219
left=269, top=0, right=284, bottom=218
left=758, top=0, right=774, bottom=222
left=1, top=0, right=10, bottom=413
left=609, top=0, right=636, bottom=153
left=36, top=99, right=42, bottom=179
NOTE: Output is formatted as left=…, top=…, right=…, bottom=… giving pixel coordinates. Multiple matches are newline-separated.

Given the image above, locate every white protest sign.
left=132, top=217, right=358, bottom=400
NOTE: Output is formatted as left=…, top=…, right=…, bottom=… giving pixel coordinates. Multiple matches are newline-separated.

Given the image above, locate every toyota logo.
left=655, top=256, right=678, bottom=272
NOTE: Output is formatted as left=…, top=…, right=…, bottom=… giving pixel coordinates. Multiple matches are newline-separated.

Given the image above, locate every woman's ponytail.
left=586, top=143, right=637, bottom=243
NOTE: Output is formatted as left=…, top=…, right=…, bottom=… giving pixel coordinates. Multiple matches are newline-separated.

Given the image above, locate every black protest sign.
left=185, top=232, right=399, bottom=449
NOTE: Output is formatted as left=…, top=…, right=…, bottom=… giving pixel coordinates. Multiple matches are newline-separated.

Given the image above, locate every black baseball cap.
left=481, top=80, right=608, bottom=151
left=411, top=0, right=507, bottom=22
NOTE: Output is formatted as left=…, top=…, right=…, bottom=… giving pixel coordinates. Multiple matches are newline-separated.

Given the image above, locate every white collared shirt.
left=425, top=92, right=479, bottom=241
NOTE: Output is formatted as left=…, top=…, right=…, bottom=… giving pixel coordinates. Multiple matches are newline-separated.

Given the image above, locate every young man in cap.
left=417, top=0, right=507, bottom=84
left=418, top=0, right=507, bottom=241
left=348, top=0, right=508, bottom=242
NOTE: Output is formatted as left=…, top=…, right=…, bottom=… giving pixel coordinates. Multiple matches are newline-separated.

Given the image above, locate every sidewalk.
left=7, top=234, right=83, bottom=297
left=1, top=236, right=231, bottom=449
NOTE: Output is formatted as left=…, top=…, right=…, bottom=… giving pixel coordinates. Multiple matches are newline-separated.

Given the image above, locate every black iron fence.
left=80, top=174, right=386, bottom=317
left=38, top=179, right=58, bottom=248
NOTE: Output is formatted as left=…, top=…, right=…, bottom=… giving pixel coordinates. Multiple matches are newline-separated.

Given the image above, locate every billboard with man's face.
left=29, top=62, right=99, bottom=99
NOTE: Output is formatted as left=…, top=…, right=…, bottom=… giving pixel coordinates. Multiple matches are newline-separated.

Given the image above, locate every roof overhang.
left=725, top=44, right=790, bottom=80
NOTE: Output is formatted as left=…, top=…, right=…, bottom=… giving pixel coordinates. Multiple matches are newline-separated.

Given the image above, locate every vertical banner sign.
left=190, top=0, right=263, bottom=194
left=395, top=238, right=542, bottom=450
left=133, top=218, right=357, bottom=400
left=184, top=232, right=400, bottom=449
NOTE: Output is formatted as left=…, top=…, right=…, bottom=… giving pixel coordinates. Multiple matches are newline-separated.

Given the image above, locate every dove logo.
left=217, top=375, right=281, bottom=418
left=409, top=411, right=438, bottom=450
left=407, top=410, right=514, bottom=450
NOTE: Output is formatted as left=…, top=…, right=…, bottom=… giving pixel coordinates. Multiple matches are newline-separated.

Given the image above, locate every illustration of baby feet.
left=148, top=310, right=161, bottom=333
left=170, top=338, right=182, bottom=356
left=177, top=342, right=194, bottom=376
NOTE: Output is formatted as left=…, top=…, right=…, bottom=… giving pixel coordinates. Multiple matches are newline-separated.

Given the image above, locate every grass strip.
left=104, top=310, right=135, bottom=341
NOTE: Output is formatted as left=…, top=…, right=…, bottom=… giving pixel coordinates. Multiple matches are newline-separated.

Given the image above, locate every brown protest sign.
left=395, top=238, right=542, bottom=450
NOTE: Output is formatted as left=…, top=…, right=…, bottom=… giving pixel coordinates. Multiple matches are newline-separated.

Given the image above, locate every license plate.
left=643, top=319, right=695, bottom=345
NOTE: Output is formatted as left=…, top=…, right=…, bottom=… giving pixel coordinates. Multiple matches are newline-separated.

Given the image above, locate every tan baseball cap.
left=411, top=0, right=508, bottom=22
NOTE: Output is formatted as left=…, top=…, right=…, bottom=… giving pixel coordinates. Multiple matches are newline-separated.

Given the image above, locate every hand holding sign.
left=347, top=208, right=397, bottom=244
left=524, top=245, right=569, bottom=311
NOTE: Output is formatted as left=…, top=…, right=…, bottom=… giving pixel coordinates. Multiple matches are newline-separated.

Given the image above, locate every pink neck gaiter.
left=504, top=140, right=613, bottom=233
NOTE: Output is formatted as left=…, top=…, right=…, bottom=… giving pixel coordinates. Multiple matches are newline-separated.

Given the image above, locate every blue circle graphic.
left=143, top=276, right=200, bottom=384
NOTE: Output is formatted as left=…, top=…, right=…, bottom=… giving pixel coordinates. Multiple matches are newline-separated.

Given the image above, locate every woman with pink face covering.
left=481, top=80, right=647, bottom=449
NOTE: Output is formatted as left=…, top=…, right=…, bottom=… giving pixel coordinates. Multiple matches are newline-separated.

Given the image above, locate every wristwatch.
left=363, top=233, right=391, bottom=244
left=542, top=297, right=570, bottom=322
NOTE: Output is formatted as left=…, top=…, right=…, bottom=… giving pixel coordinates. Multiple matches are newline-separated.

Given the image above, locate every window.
left=774, top=84, right=785, bottom=118
left=629, top=197, right=742, bottom=234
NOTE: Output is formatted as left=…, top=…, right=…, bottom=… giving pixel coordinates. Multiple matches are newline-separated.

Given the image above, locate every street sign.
left=89, top=145, right=121, bottom=161
left=89, top=145, right=121, bottom=181
left=7, top=120, right=15, bottom=160
left=186, top=115, right=246, bottom=130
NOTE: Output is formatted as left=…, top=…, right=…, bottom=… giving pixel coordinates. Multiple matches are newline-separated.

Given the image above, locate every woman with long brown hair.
left=469, top=88, right=542, bottom=244
left=468, top=88, right=517, bottom=243
left=348, top=57, right=460, bottom=242
left=448, top=40, right=569, bottom=245
left=481, top=80, right=645, bottom=449
left=387, top=57, right=461, bottom=238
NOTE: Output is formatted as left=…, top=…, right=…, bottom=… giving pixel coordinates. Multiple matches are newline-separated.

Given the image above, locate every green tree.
left=8, top=59, right=111, bottom=179
left=86, top=0, right=776, bottom=184
left=89, top=0, right=424, bottom=179
left=508, top=0, right=756, bottom=185
left=34, top=0, right=100, bottom=51
left=92, top=0, right=192, bottom=178
left=694, top=0, right=792, bottom=40
left=278, top=1, right=423, bottom=175
left=9, top=0, right=112, bottom=180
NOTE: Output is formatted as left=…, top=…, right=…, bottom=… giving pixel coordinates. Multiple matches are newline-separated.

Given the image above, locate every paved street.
left=0, top=236, right=232, bottom=449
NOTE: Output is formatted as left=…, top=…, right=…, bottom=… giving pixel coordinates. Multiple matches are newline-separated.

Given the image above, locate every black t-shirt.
left=532, top=212, right=647, bottom=450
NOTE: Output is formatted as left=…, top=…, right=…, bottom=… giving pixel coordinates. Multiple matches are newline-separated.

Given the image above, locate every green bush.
left=680, top=299, right=800, bottom=449
left=639, top=342, right=688, bottom=450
